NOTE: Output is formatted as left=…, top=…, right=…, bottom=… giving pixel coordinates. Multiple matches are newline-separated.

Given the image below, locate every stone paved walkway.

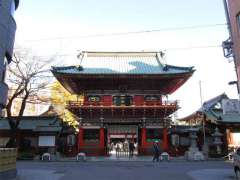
left=16, top=160, right=234, bottom=180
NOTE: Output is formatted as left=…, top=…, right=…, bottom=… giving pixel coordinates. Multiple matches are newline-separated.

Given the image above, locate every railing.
left=0, top=148, right=17, bottom=179
left=67, top=100, right=178, bottom=108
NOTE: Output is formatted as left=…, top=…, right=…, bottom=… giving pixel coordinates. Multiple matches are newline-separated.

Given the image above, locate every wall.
left=0, top=148, right=17, bottom=179
left=228, top=0, right=240, bottom=91
left=0, top=0, right=18, bottom=111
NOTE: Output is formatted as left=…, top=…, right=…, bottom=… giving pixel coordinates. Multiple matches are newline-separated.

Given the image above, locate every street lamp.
left=228, top=81, right=238, bottom=85
left=228, top=81, right=240, bottom=99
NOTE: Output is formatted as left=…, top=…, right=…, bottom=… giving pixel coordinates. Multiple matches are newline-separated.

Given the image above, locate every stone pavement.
left=188, top=169, right=235, bottom=180
left=44, top=154, right=225, bottom=162
left=15, top=159, right=235, bottom=180
left=59, top=155, right=161, bottom=162
left=17, top=169, right=64, bottom=180
left=17, top=168, right=235, bottom=180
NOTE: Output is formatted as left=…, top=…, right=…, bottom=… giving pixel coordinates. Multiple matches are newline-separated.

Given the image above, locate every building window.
left=88, top=95, right=101, bottom=102
left=5, top=52, right=12, bottom=63
left=171, top=134, right=179, bottom=146
left=83, top=129, right=99, bottom=143
left=146, top=129, right=163, bottom=142
left=67, top=134, right=76, bottom=146
left=2, top=68, right=6, bottom=83
left=38, top=136, right=56, bottom=147
left=237, top=13, right=240, bottom=31
left=113, top=95, right=132, bottom=106
left=144, top=95, right=160, bottom=101
left=2, top=58, right=8, bottom=83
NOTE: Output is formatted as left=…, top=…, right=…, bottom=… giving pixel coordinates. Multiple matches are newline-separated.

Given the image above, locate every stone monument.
left=185, top=127, right=204, bottom=161
left=212, top=127, right=223, bottom=154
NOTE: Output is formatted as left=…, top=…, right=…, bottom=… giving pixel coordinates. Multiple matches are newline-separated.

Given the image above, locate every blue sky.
left=14, top=0, right=238, bottom=118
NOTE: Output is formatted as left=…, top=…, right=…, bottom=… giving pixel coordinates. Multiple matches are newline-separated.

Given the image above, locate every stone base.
left=0, top=169, right=17, bottom=180
left=160, top=152, right=170, bottom=161
left=185, top=151, right=205, bottom=161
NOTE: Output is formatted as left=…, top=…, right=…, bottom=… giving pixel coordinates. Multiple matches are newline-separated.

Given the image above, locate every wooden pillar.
left=99, top=128, right=105, bottom=155
left=78, top=127, right=84, bottom=152
left=163, top=128, right=168, bottom=151
left=141, top=128, right=147, bottom=148
left=99, top=128, right=105, bottom=148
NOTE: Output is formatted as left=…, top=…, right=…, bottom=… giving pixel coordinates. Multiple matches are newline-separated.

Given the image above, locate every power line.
left=165, top=45, right=221, bottom=51
left=27, top=44, right=221, bottom=58
left=26, top=23, right=227, bottom=42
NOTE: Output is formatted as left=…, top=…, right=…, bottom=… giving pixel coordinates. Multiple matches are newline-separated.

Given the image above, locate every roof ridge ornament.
left=77, top=51, right=85, bottom=64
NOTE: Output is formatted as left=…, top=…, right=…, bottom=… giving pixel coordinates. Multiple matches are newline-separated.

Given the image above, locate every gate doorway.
left=107, top=125, right=138, bottom=157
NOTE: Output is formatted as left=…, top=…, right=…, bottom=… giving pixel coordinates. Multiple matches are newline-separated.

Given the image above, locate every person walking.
left=116, top=142, right=120, bottom=157
left=129, top=141, right=135, bottom=158
left=152, top=141, right=160, bottom=162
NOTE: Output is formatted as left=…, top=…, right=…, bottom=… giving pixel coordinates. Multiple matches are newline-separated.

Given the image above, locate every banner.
left=222, top=99, right=240, bottom=115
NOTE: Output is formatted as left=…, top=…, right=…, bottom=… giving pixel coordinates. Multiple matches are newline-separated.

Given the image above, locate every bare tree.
left=5, top=50, right=53, bottom=147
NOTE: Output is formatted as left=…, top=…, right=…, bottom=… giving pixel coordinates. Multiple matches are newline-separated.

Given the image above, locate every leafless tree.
left=5, top=50, right=53, bottom=147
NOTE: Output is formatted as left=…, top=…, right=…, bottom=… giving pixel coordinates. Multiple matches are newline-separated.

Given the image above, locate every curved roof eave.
left=51, top=66, right=195, bottom=77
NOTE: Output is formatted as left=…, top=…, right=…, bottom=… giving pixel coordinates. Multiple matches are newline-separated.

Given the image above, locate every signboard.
left=222, top=99, right=240, bottom=115
left=109, top=134, right=137, bottom=138
left=38, top=136, right=55, bottom=147
left=108, top=125, right=137, bottom=134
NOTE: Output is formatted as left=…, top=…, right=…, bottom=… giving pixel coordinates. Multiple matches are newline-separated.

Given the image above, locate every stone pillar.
left=78, top=127, right=84, bottom=152
left=163, top=128, right=168, bottom=151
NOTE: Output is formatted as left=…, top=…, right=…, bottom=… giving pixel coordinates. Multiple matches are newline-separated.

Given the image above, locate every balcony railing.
left=67, top=100, right=178, bottom=109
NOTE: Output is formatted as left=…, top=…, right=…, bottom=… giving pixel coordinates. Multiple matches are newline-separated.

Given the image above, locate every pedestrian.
left=123, top=139, right=129, bottom=157
left=129, top=141, right=135, bottom=158
left=152, top=141, right=160, bottom=162
left=116, top=142, right=120, bottom=157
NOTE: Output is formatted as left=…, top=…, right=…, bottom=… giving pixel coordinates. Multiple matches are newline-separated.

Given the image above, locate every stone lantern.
left=188, top=128, right=199, bottom=152
left=185, top=127, right=204, bottom=160
left=212, top=127, right=223, bottom=154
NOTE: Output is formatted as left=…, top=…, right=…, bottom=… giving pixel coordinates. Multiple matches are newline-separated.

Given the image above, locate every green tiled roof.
left=205, top=110, right=240, bottom=123
left=199, top=93, right=240, bottom=123
left=0, top=117, right=62, bottom=132
left=181, top=93, right=240, bottom=124
left=52, top=52, right=194, bottom=75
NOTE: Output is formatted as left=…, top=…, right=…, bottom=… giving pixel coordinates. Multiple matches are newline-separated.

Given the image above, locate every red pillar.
left=99, top=128, right=105, bottom=155
left=163, top=128, right=168, bottom=152
left=141, top=128, right=147, bottom=148
left=78, top=127, right=84, bottom=152
left=99, top=128, right=105, bottom=148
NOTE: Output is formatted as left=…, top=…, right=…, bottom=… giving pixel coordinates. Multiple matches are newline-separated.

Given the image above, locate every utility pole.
left=199, top=81, right=207, bottom=157
left=199, top=81, right=203, bottom=106
left=199, top=81, right=205, bottom=144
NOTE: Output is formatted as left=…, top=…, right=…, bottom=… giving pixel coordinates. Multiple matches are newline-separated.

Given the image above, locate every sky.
left=14, top=0, right=238, bottom=118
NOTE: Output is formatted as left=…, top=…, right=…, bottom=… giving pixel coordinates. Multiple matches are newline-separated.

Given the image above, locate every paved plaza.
left=16, top=160, right=236, bottom=180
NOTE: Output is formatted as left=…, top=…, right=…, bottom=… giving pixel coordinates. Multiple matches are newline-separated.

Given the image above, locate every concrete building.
left=222, top=0, right=240, bottom=95
left=0, top=0, right=19, bottom=113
